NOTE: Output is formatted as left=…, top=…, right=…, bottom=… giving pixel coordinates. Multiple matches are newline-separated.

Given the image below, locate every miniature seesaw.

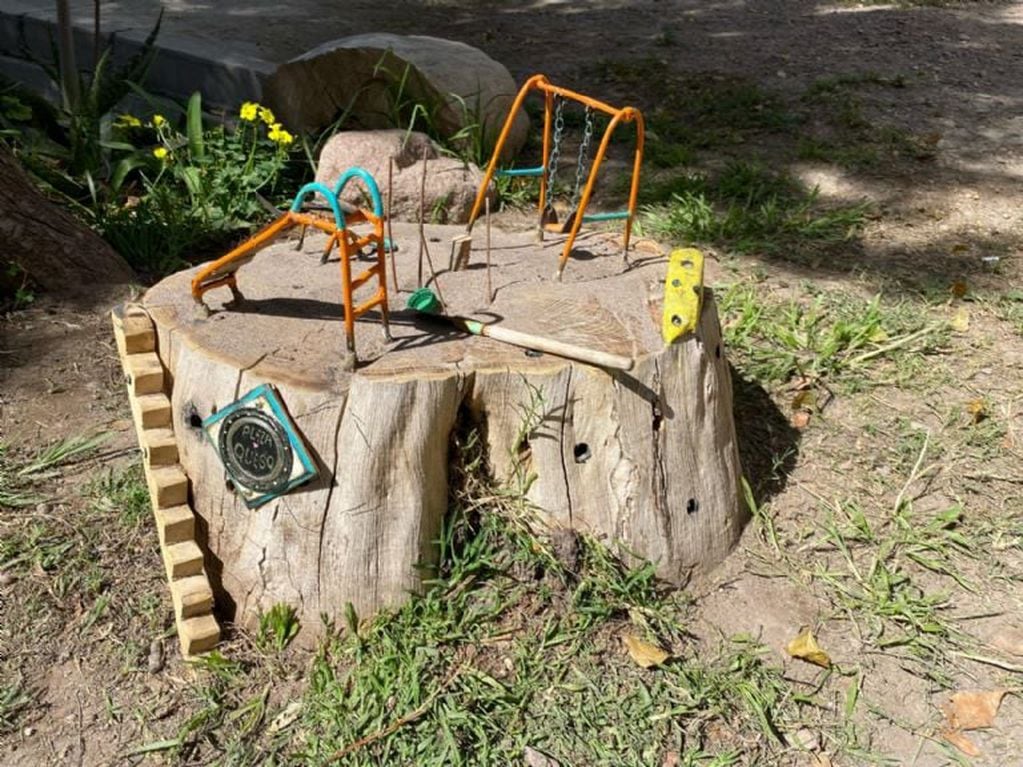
left=460, top=74, right=645, bottom=281
left=191, top=167, right=390, bottom=358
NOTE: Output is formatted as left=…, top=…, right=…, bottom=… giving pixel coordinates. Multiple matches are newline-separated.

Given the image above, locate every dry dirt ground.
left=3, top=1, right=1023, bottom=765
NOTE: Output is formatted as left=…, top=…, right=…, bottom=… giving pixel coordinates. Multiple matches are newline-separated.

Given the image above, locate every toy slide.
left=190, top=169, right=390, bottom=357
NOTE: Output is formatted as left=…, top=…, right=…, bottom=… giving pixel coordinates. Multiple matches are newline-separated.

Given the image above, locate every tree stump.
left=142, top=221, right=744, bottom=638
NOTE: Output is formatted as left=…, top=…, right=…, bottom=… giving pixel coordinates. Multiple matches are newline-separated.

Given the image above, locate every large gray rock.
left=264, top=34, right=529, bottom=162
left=315, top=129, right=494, bottom=225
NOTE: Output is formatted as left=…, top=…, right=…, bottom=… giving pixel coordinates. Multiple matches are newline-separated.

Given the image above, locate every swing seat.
left=543, top=209, right=579, bottom=234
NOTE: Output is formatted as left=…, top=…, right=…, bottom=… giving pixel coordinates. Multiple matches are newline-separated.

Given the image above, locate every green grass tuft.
left=641, top=162, right=869, bottom=258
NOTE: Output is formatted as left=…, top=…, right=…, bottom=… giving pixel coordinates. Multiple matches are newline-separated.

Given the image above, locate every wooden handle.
left=456, top=317, right=634, bottom=371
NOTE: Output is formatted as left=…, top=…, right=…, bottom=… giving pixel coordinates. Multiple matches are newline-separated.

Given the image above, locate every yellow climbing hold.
left=661, top=248, right=704, bottom=344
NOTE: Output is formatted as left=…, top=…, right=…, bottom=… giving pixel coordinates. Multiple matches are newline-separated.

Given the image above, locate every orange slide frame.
left=191, top=172, right=390, bottom=358
left=466, top=74, right=645, bottom=280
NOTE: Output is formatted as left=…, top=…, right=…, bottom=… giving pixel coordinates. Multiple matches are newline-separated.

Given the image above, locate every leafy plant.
left=95, top=94, right=296, bottom=274
left=6, top=10, right=163, bottom=196
left=257, top=603, right=301, bottom=652
left=0, top=260, right=35, bottom=312
left=642, top=161, right=870, bottom=258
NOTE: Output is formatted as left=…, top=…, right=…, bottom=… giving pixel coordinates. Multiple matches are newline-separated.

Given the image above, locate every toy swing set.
left=190, top=75, right=670, bottom=364
left=464, top=73, right=646, bottom=280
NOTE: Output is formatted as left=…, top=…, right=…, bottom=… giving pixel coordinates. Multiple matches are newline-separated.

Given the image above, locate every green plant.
left=257, top=603, right=301, bottom=652
left=0, top=676, right=32, bottom=733
left=95, top=94, right=295, bottom=274
left=0, top=260, right=35, bottom=311
left=6, top=10, right=162, bottom=197
left=719, top=281, right=940, bottom=389
left=0, top=433, right=110, bottom=508
left=642, top=161, right=869, bottom=259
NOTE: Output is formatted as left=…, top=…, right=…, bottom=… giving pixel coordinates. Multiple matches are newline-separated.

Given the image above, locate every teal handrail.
left=332, top=167, right=384, bottom=218
left=290, top=182, right=346, bottom=229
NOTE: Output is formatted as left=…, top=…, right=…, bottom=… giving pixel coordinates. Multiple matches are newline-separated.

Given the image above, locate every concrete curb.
left=0, top=3, right=274, bottom=112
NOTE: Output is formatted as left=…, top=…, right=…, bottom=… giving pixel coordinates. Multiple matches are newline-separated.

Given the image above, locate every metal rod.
left=418, top=151, right=426, bottom=288
left=387, top=157, right=398, bottom=291
left=485, top=196, right=493, bottom=306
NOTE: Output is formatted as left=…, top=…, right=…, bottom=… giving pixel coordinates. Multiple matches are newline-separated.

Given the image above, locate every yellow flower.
left=239, top=101, right=259, bottom=122
left=258, top=106, right=275, bottom=125
left=115, top=114, right=142, bottom=128
left=152, top=114, right=167, bottom=128
left=153, top=147, right=169, bottom=160
left=267, top=123, right=294, bottom=146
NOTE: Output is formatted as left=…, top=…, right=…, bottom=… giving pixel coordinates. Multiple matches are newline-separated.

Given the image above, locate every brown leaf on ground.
left=941, top=689, right=1007, bottom=731
left=623, top=634, right=670, bottom=668
left=786, top=628, right=831, bottom=668
left=951, top=279, right=969, bottom=298
left=791, top=411, right=811, bottom=430
left=791, top=390, right=815, bottom=412
left=942, top=728, right=981, bottom=757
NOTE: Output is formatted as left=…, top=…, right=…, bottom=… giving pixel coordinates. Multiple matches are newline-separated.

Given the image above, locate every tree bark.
left=141, top=221, right=745, bottom=640
left=0, top=145, right=134, bottom=298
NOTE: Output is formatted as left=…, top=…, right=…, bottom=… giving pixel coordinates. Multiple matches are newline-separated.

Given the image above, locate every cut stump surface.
left=143, top=221, right=744, bottom=638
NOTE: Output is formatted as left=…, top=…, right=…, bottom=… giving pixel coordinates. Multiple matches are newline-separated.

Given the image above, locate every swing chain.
left=571, top=106, right=595, bottom=208
left=545, top=96, right=565, bottom=212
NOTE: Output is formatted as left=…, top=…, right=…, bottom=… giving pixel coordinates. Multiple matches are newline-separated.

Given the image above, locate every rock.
left=314, top=130, right=494, bottom=225
left=264, top=34, right=529, bottom=161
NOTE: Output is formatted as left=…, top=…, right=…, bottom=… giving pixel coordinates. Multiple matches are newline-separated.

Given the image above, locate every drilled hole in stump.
left=225, top=478, right=235, bottom=493
left=686, top=498, right=699, bottom=515
left=573, top=443, right=592, bottom=464
left=185, top=405, right=204, bottom=430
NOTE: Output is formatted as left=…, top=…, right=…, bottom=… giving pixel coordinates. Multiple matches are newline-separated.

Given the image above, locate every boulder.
left=315, top=129, right=494, bottom=225
left=263, top=34, right=529, bottom=162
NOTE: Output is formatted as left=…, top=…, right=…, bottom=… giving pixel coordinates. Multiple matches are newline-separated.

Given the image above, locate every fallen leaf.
left=967, top=399, right=987, bottom=424
left=942, top=728, right=981, bottom=757
left=941, top=689, right=1007, bottom=730
left=951, top=243, right=970, bottom=254
left=951, top=279, right=969, bottom=298
left=951, top=306, right=970, bottom=332
left=791, top=411, right=811, bottom=430
left=786, top=628, right=831, bottom=668
left=791, top=390, right=815, bottom=412
left=623, top=634, right=670, bottom=668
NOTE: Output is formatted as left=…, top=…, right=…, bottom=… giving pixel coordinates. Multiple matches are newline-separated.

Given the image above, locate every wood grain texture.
left=111, top=305, right=222, bottom=658
left=144, top=223, right=744, bottom=641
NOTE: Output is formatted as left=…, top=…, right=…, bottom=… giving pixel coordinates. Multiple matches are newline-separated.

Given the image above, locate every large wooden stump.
left=143, top=221, right=744, bottom=637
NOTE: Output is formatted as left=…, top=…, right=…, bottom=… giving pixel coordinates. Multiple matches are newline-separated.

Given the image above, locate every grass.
left=0, top=432, right=110, bottom=508
left=798, top=72, right=938, bottom=169
left=146, top=424, right=820, bottom=766
left=718, top=280, right=942, bottom=391
left=641, top=161, right=870, bottom=260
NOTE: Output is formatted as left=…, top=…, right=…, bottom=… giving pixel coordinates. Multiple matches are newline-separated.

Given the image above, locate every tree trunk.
left=141, top=220, right=745, bottom=640
left=0, top=145, right=134, bottom=297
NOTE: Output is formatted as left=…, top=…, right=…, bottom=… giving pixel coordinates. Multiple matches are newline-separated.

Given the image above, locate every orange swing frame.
left=466, top=74, right=645, bottom=280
